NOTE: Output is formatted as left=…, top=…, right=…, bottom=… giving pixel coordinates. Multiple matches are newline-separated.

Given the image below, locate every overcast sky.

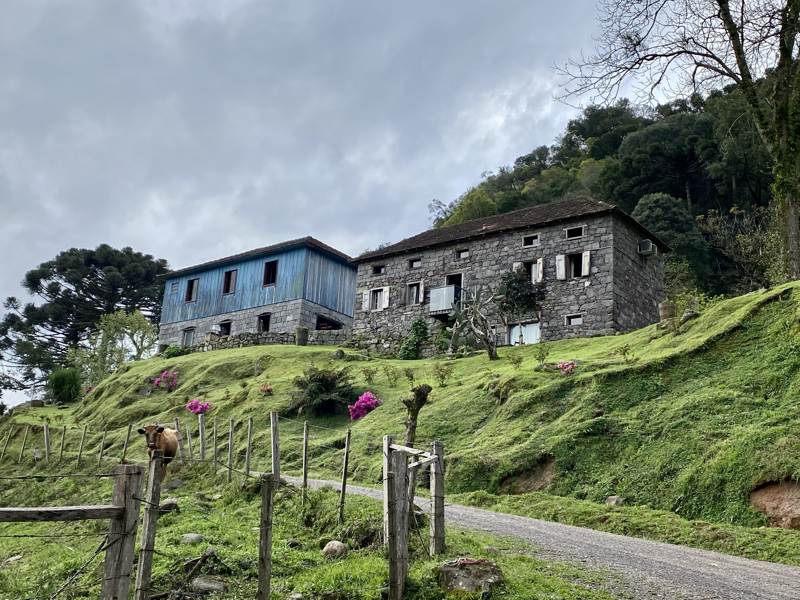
left=0, top=0, right=598, bottom=405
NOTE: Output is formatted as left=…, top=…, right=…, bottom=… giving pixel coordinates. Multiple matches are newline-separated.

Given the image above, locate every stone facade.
left=180, top=328, right=350, bottom=354
left=352, top=212, right=664, bottom=354
left=158, top=298, right=352, bottom=348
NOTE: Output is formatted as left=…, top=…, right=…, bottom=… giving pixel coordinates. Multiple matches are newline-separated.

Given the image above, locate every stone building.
left=352, top=197, right=667, bottom=351
left=158, top=237, right=356, bottom=349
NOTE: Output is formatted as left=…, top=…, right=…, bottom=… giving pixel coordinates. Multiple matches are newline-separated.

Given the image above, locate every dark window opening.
left=446, top=273, right=462, bottom=287
left=565, top=226, right=584, bottom=239
left=372, top=264, right=386, bottom=275
left=316, top=314, right=343, bottom=330
left=222, top=269, right=238, bottom=294
left=218, top=321, right=232, bottom=336
left=523, top=234, right=539, bottom=247
left=523, top=261, right=534, bottom=281
left=566, top=313, right=583, bottom=326
left=407, top=282, right=421, bottom=305
left=185, top=278, right=199, bottom=302
left=456, top=248, right=470, bottom=259
left=257, top=313, right=271, bottom=333
left=370, top=288, right=384, bottom=310
left=181, top=328, right=195, bottom=347
left=408, top=258, right=422, bottom=269
left=566, top=253, right=586, bottom=278
left=263, top=260, right=278, bottom=286
left=170, top=281, right=179, bottom=294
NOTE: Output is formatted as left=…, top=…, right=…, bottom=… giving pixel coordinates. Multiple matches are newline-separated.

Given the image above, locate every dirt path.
left=289, top=476, right=800, bottom=600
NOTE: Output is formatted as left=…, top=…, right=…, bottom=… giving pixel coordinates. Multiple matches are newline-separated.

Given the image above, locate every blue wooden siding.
left=303, top=250, right=356, bottom=317
left=161, top=248, right=307, bottom=324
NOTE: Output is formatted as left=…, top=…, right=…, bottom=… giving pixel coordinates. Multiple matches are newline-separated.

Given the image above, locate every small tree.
left=496, top=268, right=545, bottom=345
left=460, top=288, right=499, bottom=360
left=402, top=383, right=433, bottom=522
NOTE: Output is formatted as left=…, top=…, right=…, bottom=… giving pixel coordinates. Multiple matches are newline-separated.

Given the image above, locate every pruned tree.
left=460, top=288, right=499, bottom=360
left=402, top=383, right=433, bottom=524
left=562, top=0, right=800, bottom=278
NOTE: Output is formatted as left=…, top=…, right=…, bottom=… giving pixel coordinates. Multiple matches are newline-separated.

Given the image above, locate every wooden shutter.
left=556, top=254, right=566, bottom=280
left=536, top=257, right=544, bottom=283
left=362, top=291, right=370, bottom=312
left=419, top=280, right=425, bottom=303
left=582, top=251, right=591, bottom=276
left=382, top=287, right=390, bottom=310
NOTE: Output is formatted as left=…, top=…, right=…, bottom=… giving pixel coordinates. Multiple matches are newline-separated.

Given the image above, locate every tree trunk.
left=402, top=385, right=432, bottom=527
left=784, top=193, right=800, bottom=279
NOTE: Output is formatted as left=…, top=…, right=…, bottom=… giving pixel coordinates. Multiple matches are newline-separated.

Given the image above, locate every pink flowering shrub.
left=260, top=383, right=273, bottom=396
left=557, top=361, right=576, bottom=375
left=186, top=398, right=212, bottom=414
left=154, top=370, right=179, bottom=391
left=348, top=391, right=382, bottom=421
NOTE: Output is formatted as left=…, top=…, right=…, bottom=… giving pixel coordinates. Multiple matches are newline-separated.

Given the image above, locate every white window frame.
left=522, top=233, right=541, bottom=247
left=565, top=313, right=583, bottom=326
left=406, top=281, right=423, bottom=305
left=564, top=225, right=586, bottom=240
left=368, top=287, right=390, bottom=311
left=181, top=327, right=196, bottom=347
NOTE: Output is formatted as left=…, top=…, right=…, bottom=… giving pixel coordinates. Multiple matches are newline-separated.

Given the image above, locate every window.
left=522, top=234, right=540, bottom=247
left=181, top=328, right=195, bottom=347
left=170, top=281, right=179, bottom=294
left=567, top=253, right=587, bottom=278
left=408, top=258, right=422, bottom=269
left=222, top=269, right=238, bottom=294
left=407, top=282, right=422, bottom=305
left=565, top=314, right=583, bottom=326
left=446, top=273, right=463, bottom=287
left=316, top=315, right=343, bottom=330
left=456, top=248, right=470, bottom=259
left=565, top=226, right=585, bottom=239
left=257, top=313, right=271, bottom=333
left=372, top=264, right=386, bottom=275
left=218, top=321, right=232, bottom=336
left=369, top=288, right=384, bottom=310
left=185, top=278, right=199, bottom=302
left=263, top=260, right=278, bottom=286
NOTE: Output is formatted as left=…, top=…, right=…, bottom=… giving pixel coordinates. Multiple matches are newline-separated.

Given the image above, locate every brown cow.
left=137, top=424, right=178, bottom=464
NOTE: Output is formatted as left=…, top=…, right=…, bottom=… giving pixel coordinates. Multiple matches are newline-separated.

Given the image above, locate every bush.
left=507, top=348, right=524, bottom=370
left=403, top=368, right=416, bottom=386
left=48, top=368, right=82, bottom=404
left=162, top=345, right=191, bottom=359
left=348, top=391, right=382, bottom=420
left=291, top=365, right=356, bottom=416
left=397, top=317, right=428, bottom=360
left=431, top=362, right=454, bottom=387
left=382, top=364, right=399, bottom=385
left=361, top=366, right=378, bottom=385
left=535, top=342, right=550, bottom=368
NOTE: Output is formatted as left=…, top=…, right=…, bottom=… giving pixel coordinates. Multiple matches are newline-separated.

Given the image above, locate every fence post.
left=301, top=421, right=309, bottom=502
left=384, top=438, right=401, bottom=600
left=174, top=418, right=185, bottom=463
left=270, top=411, right=280, bottom=483
left=186, top=426, right=195, bottom=462
left=257, top=473, right=275, bottom=600
left=43, top=424, right=51, bottom=462
left=18, top=425, right=29, bottom=463
left=120, top=424, right=133, bottom=463
left=198, top=413, right=206, bottom=462
left=245, top=417, right=254, bottom=477
left=76, top=425, right=87, bottom=466
left=227, top=418, right=234, bottom=483
left=58, top=426, right=66, bottom=462
left=134, top=452, right=165, bottom=600
left=392, top=448, right=409, bottom=590
left=338, top=429, right=351, bottom=524
left=212, top=418, right=218, bottom=473
left=383, top=435, right=393, bottom=547
left=97, top=427, right=107, bottom=466
left=430, top=440, right=445, bottom=555
left=101, top=463, right=144, bottom=600
left=0, top=427, right=13, bottom=461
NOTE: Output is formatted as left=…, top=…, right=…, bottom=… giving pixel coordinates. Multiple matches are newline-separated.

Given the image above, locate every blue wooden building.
left=158, top=237, right=357, bottom=348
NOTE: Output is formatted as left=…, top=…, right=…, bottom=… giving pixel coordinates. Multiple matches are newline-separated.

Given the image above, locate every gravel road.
left=288, top=476, right=800, bottom=600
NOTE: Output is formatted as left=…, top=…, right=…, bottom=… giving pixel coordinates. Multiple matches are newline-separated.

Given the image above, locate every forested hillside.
left=429, top=87, right=777, bottom=296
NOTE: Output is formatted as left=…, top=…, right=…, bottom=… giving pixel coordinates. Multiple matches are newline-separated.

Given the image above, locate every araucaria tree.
left=563, top=0, right=800, bottom=278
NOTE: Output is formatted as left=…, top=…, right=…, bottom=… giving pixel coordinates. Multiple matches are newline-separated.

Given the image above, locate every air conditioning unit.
left=638, top=239, right=657, bottom=256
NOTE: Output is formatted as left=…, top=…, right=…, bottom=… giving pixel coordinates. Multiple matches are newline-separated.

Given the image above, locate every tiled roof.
left=357, top=196, right=668, bottom=261
left=166, top=237, right=354, bottom=278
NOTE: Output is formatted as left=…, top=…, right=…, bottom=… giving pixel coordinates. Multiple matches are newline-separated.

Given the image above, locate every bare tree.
left=460, top=288, right=499, bottom=360
left=563, top=0, right=800, bottom=277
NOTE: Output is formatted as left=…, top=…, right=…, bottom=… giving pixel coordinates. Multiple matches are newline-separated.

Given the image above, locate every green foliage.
left=360, top=366, right=378, bottom=385
left=613, top=343, right=634, bottom=364
left=403, top=367, right=416, bottom=386
left=497, top=268, right=544, bottom=327
left=534, top=342, right=550, bottom=368
left=397, top=317, right=428, bottom=360
left=507, top=348, right=524, bottom=370
left=430, top=362, right=454, bottom=387
left=382, top=364, right=398, bottom=385
left=47, top=368, right=82, bottom=404
left=162, top=344, right=191, bottom=359
left=291, top=365, right=356, bottom=416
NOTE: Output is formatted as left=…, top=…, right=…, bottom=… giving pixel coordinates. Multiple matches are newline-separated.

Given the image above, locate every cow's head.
left=137, top=424, right=165, bottom=450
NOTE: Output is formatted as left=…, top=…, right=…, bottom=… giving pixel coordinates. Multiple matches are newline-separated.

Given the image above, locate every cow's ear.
left=156, top=426, right=164, bottom=433
left=137, top=428, right=146, bottom=435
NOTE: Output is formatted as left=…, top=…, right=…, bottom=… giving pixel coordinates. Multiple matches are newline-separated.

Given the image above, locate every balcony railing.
left=429, top=285, right=463, bottom=314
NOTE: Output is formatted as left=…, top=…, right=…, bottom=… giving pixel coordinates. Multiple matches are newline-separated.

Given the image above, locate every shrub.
left=154, top=370, right=179, bottom=391
left=162, top=345, right=191, bottom=359
left=614, top=343, right=634, bottom=364
left=260, top=383, right=274, bottom=396
left=431, top=362, right=454, bottom=387
left=348, top=391, right=382, bottom=420
left=558, top=360, right=576, bottom=375
left=48, top=368, right=82, bottom=404
left=535, top=342, right=550, bottom=368
left=292, top=365, right=356, bottom=416
left=186, top=398, right=212, bottom=414
left=397, top=317, right=428, bottom=360
left=403, top=368, right=416, bottom=386
left=361, top=366, right=378, bottom=385
left=382, top=364, right=399, bottom=385
left=507, top=349, right=524, bottom=370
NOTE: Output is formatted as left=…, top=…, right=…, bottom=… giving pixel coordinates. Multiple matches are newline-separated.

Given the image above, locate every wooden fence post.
left=338, top=429, right=351, bottom=524
left=227, top=418, right=234, bottom=483
left=43, top=424, right=51, bottom=462
left=245, top=417, right=254, bottom=477
left=76, top=425, right=87, bottom=466
left=97, top=428, right=107, bottom=466
left=301, top=421, right=309, bottom=502
left=186, top=426, right=194, bottom=462
left=134, top=452, right=165, bottom=600
left=18, top=425, right=29, bottom=463
left=101, top=463, right=144, bottom=600
left=120, top=424, right=133, bottom=463
left=212, top=417, right=218, bottom=473
left=392, top=448, right=409, bottom=590
left=430, top=440, right=445, bottom=555
left=174, top=418, right=185, bottom=463
left=270, top=412, right=280, bottom=483
left=383, top=435, right=393, bottom=547
left=0, top=427, right=13, bottom=461
left=58, top=426, right=66, bottom=462
left=384, top=438, right=401, bottom=600
left=198, top=413, right=206, bottom=462
left=257, top=473, right=275, bottom=600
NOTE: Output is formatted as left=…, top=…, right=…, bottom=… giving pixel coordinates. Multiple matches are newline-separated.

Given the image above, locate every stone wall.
left=185, top=328, right=350, bottom=353
left=158, top=298, right=352, bottom=348
left=352, top=213, right=663, bottom=355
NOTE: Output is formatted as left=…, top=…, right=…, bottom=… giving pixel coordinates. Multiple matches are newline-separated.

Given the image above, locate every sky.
left=0, top=0, right=599, bottom=405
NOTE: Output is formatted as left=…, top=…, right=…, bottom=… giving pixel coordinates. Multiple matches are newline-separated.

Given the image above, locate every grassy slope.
left=3, top=283, right=800, bottom=564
